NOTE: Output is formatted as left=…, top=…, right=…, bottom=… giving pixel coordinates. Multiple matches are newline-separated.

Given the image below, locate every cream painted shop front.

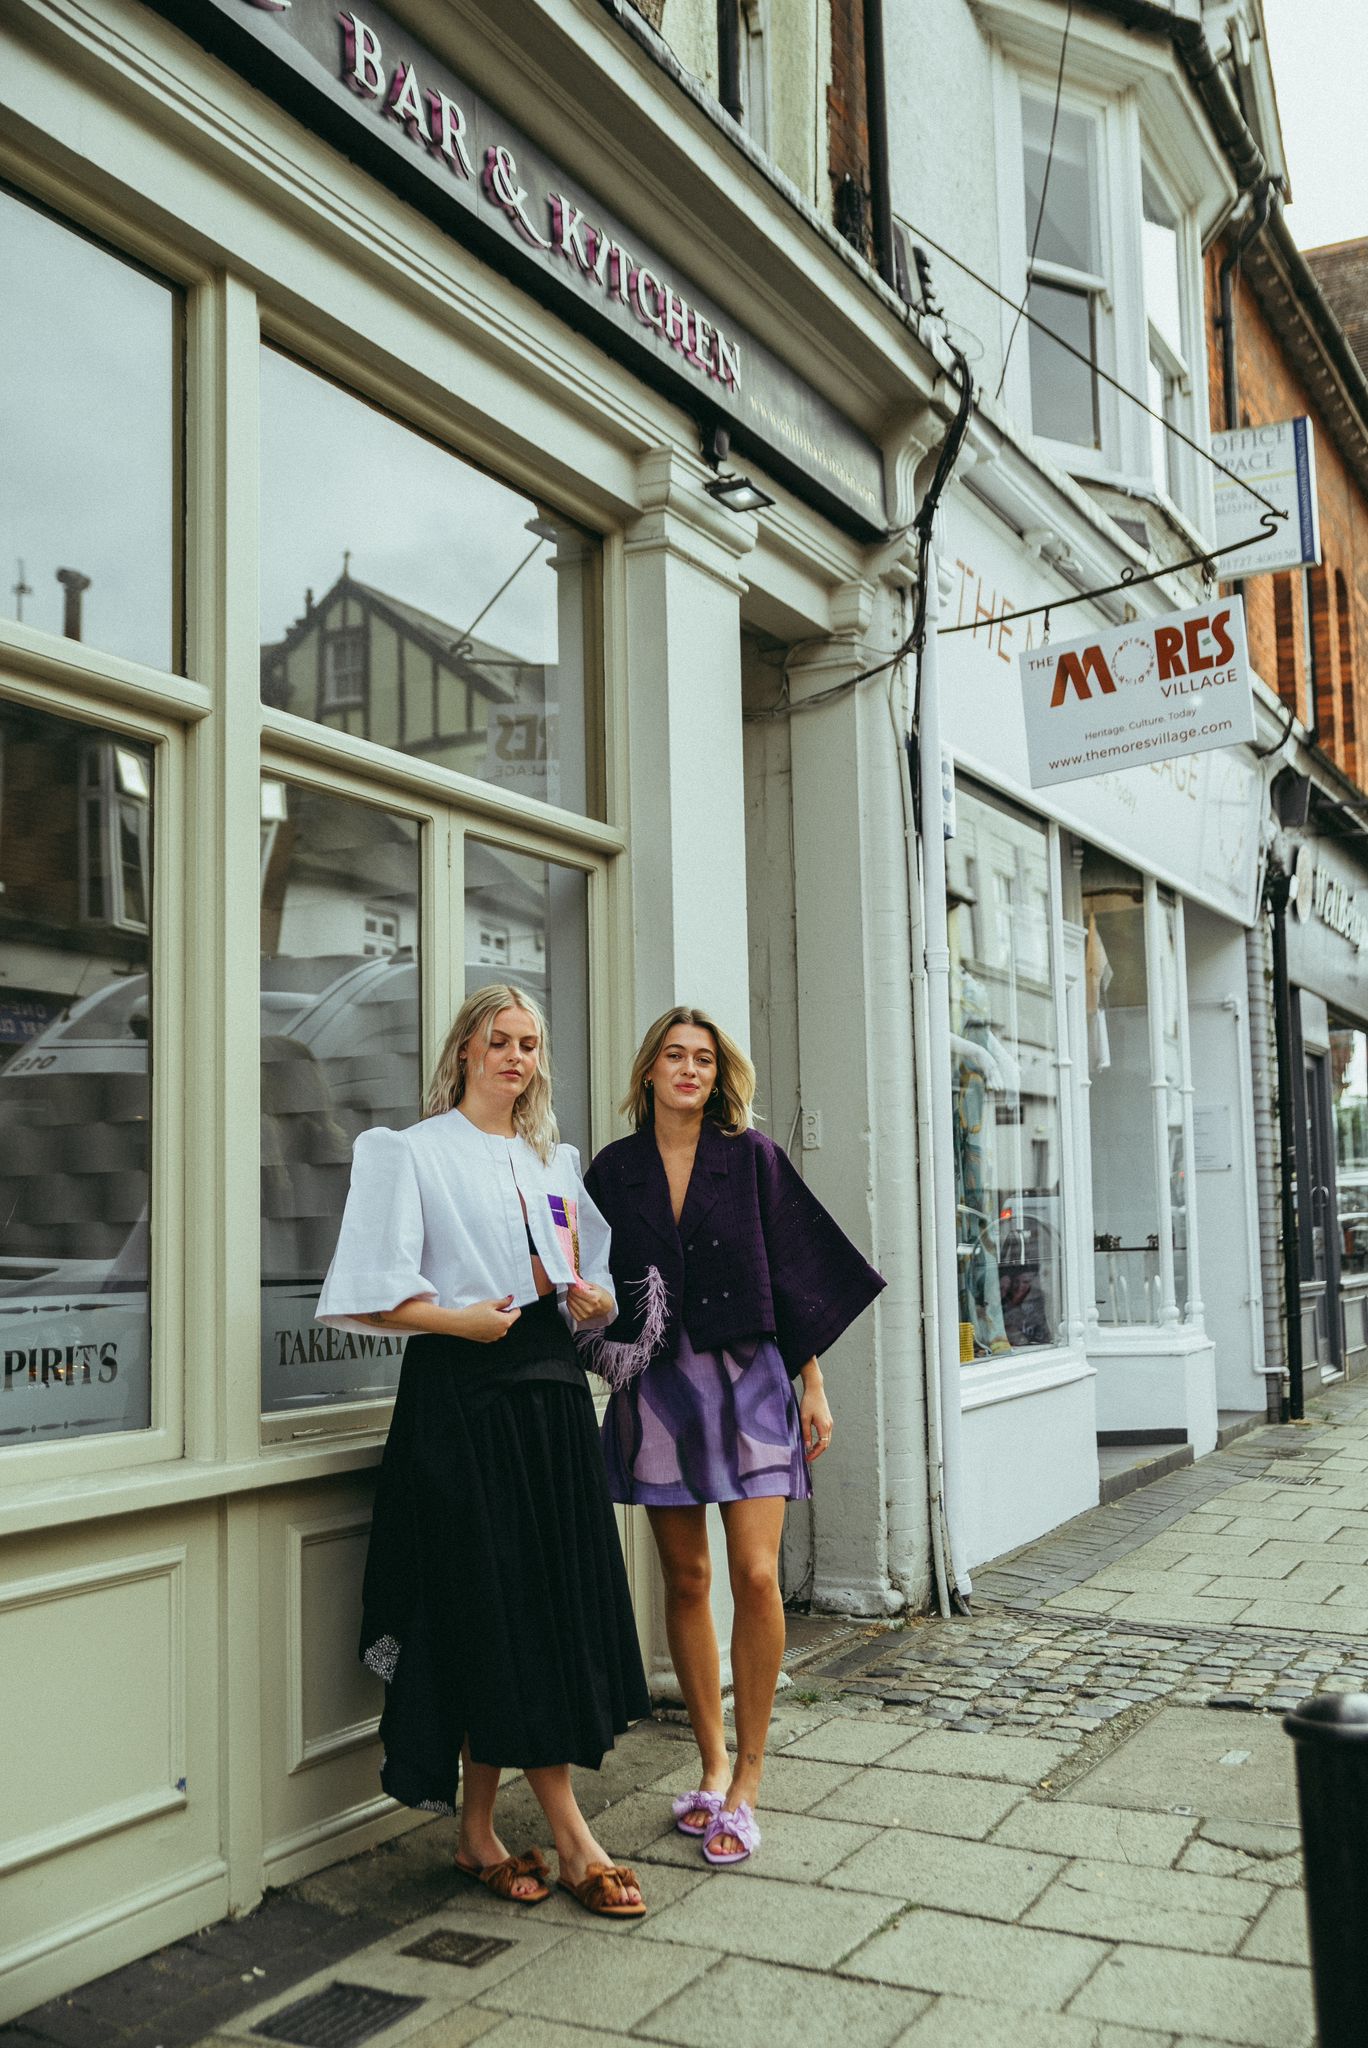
left=935, top=487, right=1275, bottom=1571
left=0, top=0, right=958, bottom=2014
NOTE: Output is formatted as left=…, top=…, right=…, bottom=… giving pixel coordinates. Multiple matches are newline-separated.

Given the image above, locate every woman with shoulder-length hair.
left=317, top=983, right=650, bottom=1918
left=583, top=1006, right=884, bottom=1866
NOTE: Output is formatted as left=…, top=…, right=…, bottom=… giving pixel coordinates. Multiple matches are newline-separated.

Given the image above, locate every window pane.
left=0, top=703, right=153, bottom=1445
left=1027, top=282, right=1099, bottom=448
left=1332, top=1024, right=1368, bottom=1276
left=0, top=188, right=179, bottom=672
left=260, top=349, right=598, bottom=816
left=1022, top=99, right=1098, bottom=274
left=1142, top=181, right=1185, bottom=363
left=946, top=790, right=1063, bottom=1360
left=1083, top=849, right=1161, bottom=1325
left=261, top=786, right=421, bottom=1414
left=464, top=844, right=590, bottom=1152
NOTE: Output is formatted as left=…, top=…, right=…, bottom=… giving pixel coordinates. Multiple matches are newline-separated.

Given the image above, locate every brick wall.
left=1206, top=239, right=1368, bottom=789
left=828, top=0, right=871, bottom=256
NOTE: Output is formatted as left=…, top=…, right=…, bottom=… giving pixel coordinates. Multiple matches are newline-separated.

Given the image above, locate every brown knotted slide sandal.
left=557, top=1861, right=647, bottom=1919
left=453, top=1847, right=552, bottom=1904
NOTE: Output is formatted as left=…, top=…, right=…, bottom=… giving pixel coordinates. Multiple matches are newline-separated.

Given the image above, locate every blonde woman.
left=317, top=985, right=649, bottom=1919
left=584, top=1007, right=884, bottom=1867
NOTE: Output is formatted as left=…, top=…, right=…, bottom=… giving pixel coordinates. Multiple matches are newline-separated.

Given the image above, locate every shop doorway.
left=1300, top=1047, right=1344, bottom=1380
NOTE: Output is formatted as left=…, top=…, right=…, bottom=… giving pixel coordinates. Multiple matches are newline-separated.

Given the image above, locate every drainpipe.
left=862, top=0, right=897, bottom=290
left=1266, top=869, right=1305, bottom=1420
left=1216, top=182, right=1273, bottom=433
left=716, top=0, right=742, bottom=120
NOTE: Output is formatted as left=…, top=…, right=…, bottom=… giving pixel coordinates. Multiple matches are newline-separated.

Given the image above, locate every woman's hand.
left=799, top=1363, right=833, bottom=1462
left=456, top=1296, right=522, bottom=1343
left=565, top=1281, right=614, bottom=1325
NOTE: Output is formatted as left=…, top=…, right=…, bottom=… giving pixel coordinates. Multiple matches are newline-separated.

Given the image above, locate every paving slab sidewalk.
left=11, top=1388, right=1368, bottom=2048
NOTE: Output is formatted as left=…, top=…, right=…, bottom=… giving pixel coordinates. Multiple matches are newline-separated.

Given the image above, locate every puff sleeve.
left=315, top=1126, right=439, bottom=1332
left=561, top=1144, right=617, bottom=1335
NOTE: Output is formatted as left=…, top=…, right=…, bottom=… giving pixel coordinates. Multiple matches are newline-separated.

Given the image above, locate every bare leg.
left=715, top=1496, right=787, bottom=1855
left=646, top=1505, right=731, bottom=1828
left=454, top=1741, right=544, bottom=1898
left=523, top=1763, right=642, bottom=1905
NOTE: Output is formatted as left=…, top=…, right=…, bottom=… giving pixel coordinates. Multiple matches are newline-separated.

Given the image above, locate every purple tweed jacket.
left=582, top=1121, right=885, bottom=1376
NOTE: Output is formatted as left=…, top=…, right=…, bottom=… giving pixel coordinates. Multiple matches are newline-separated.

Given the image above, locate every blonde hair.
left=621, top=1006, right=755, bottom=1134
left=425, top=983, right=559, bottom=1162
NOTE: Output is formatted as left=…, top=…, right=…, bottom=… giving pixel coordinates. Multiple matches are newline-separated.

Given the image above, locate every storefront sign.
left=1210, top=419, right=1320, bottom=578
left=149, top=0, right=888, bottom=536
left=939, top=505, right=1267, bottom=925
left=1286, top=834, right=1368, bottom=1018
left=1019, top=599, right=1256, bottom=791
left=261, top=1285, right=405, bottom=1411
left=0, top=1301, right=148, bottom=1442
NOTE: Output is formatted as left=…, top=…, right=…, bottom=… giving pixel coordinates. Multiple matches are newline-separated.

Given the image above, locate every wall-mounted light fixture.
left=703, top=473, right=776, bottom=514
left=699, top=420, right=775, bottom=515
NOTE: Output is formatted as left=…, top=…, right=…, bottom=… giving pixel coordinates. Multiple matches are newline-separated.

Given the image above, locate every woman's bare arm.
left=361, top=1295, right=522, bottom=1344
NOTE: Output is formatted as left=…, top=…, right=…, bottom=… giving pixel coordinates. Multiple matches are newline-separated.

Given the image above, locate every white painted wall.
left=960, top=1366, right=1098, bottom=1569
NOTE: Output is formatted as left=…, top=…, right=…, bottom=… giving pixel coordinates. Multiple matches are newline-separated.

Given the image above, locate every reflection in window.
left=261, top=784, right=421, bottom=1414
left=0, top=186, right=179, bottom=672
left=945, top=788, right=1062, bottom=1361
left=1332, top=1023, right=1368, bottom=1276
left=1083, top=848, right=1163, bottom=1324
left=259, top=349, right=598, bottom=814
left=465, top=845, right=589, bottom=1153
left=0, top=702, right=153, bottom=1446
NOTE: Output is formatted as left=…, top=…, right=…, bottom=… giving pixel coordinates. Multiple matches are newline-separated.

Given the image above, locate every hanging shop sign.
left=940, top=505, right=1265, bottom=924
left=147, top=0, right=887, bottom=536
left=1209, top=418, right=1320, bottom=578
left=1018, top=597, right=1256, bottom=792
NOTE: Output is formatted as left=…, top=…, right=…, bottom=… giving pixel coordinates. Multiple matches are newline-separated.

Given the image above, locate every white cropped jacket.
left=315, top=1108, right=616, bottom=1336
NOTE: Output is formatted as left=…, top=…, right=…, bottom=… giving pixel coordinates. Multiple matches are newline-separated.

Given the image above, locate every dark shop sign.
left=151, top=0, right=888, bottom=535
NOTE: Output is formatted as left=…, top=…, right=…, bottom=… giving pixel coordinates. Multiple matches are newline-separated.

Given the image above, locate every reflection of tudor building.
left=260, top=566, right=561, bottom=798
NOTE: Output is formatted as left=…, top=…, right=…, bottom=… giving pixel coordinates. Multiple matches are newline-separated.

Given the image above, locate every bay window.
left=1007, top=74, right=1206, bottom=513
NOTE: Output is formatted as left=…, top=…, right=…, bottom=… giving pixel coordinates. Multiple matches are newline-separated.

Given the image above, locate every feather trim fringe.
left=583, top=1264, right=668, bottom=1389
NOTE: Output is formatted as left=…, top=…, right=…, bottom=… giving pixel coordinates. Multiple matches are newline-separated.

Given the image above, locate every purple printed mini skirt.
left=600, top=1325, right=812, bottom=1508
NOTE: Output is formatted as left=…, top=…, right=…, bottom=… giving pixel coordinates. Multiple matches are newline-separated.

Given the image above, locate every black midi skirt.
left=359, top=1296, right=650, bottom=1814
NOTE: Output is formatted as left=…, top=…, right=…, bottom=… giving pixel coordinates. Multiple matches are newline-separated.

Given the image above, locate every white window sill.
left=961, top=1344, right=1096, bottom=1412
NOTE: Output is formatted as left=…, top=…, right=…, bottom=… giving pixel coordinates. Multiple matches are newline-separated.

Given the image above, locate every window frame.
left=950, top=777, right=1087, bottom=1396
left=0, top=672, right=188, bottom=1489
left=996, top=57, right=1211, bottom=521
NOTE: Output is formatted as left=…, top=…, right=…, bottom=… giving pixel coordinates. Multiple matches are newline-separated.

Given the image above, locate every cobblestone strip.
left=818, top=1602, right=1368, bottom=1741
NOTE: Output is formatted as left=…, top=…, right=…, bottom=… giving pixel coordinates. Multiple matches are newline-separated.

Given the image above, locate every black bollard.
left=1283, top=1693, right=1368, bottom=2048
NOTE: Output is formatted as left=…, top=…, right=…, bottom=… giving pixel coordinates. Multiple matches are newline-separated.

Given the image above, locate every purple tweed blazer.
left=583, top=1121, right=885, bottom=1374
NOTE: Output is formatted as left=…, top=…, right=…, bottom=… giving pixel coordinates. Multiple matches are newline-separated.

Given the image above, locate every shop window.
left=260, top=783, right=421, bottom=1416
left=1331, top=1022, right=1368, bottom=1278
left=1082, top=849, right=1193, bottom=1326
left=259, top=348, right=600, bottom=815
left=0, top=701, right=154, bottom=1447
left=1157, top=893, right=1188, bottom=1316
left=0, top=185, right=180, bottom=673
left=465, top=843, right=589, bottom=1151
left=945, top=787, right=1063, bottom=1360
